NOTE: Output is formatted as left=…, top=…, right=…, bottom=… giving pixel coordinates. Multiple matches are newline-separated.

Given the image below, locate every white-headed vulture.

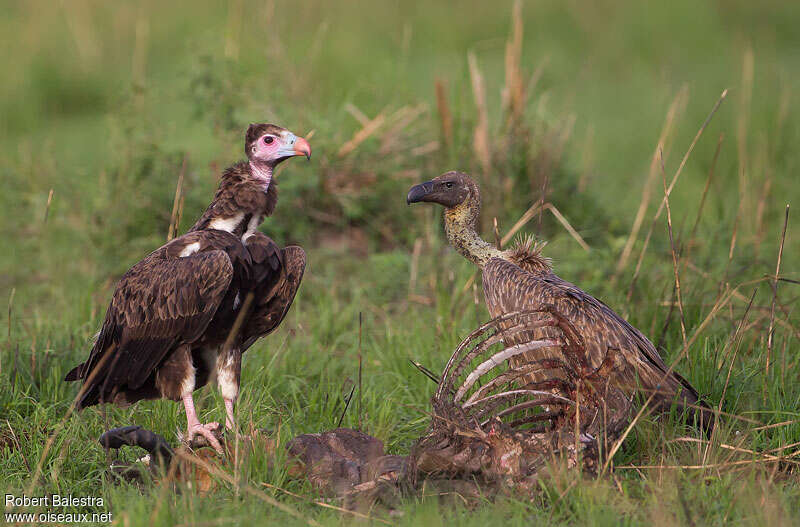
left=65, top=124, right=311, bottom=452
left=407, top=171, right=713, bottom=433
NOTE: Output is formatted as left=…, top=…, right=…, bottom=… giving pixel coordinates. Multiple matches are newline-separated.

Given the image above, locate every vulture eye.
left=445, top=182, right=454, bottom=189
left=264, top=136, right=274, bottom=145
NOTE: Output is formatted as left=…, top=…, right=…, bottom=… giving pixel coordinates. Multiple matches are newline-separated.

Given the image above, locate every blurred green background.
left=2, top=0, right=800, bottom=525
left=2, top=0, right=798, bottom=304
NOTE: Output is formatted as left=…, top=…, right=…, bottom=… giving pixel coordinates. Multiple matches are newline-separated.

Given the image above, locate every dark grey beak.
left=407, top=181, right=434, bottom=204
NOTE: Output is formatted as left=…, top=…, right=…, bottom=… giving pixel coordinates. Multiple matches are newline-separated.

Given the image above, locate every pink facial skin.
left=248, top=133, right=283, bottom=189
left=250, top=133, right=282, bottom=163
left=248, top=131, right=311, bottom=190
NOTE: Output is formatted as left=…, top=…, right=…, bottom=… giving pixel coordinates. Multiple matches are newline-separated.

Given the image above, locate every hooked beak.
left=293, top=136, right=311, bottom=160
left=278, top=133, right=311, bottom=161
left=407, top=181, right=434, bottom=204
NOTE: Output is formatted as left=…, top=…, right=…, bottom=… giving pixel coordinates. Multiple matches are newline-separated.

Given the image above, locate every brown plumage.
left=190, top=162, right=278, bottom=233
left=66, top=123, right=311, bottom=452
left=407, top=171, right=712, bottom=432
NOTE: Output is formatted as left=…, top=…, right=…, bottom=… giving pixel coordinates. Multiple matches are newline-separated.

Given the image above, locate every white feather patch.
left=180, top=365, right=196, bottom=397
left=217, top=354, right=239, bottom=400
left=179, top=242, right=201, bottom=257
left=209, top=213, right=244, bottom=233
left=242, top=215, right=264, bottom=241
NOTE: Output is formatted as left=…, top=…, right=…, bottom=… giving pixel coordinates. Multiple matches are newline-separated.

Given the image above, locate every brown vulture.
left=407, top=171, right=712, bottom=432
left=65, top=123, right=311, bottom=452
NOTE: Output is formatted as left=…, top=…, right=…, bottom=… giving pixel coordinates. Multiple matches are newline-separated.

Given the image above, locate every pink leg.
left=182, top=394, right=223, bottom=454
left=224, top=398, right=236, bottom=431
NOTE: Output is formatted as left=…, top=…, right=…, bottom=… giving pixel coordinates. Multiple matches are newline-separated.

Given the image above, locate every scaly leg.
left=224, top=397, right=236, bottom=431
left=183, top=394, right=223, bottom=454
left=217, top=349, right=242, bottom=435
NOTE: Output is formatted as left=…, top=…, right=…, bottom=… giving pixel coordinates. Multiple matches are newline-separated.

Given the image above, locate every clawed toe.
left=187, top=423, right=224, bottom=454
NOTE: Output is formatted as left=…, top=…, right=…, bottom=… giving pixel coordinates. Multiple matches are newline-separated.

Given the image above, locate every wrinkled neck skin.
left=443, top=191, right=505, bottom=268
left=249, top=160, right=273, bottom=191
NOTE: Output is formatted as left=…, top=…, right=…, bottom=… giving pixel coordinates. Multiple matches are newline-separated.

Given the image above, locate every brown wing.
left=66, top=249, right=233, bottom=408
left=240, top=236, right=306, bottom=352
left=482, top=257, right=699, bottom=404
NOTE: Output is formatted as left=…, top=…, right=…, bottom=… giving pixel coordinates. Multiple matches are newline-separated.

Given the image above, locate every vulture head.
left=246, top=123, right=311, bottom=167
left=407, top=171, right=502, bottom=267
left=406, top=171, right=479, bottom=209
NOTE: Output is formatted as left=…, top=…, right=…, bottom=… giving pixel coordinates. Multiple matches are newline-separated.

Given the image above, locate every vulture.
left=407, top=171, right=712, bottom=432
left=65, top=123, right=311, bottom=452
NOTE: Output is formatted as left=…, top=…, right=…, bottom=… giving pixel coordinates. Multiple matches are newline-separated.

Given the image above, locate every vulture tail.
left=693, top=399, right=716, bottom=437
left=659, top=372, right=715, bottom=436
left=64, top=363, right=84, bottom=382
left=679, top=392, right=715, bottom=437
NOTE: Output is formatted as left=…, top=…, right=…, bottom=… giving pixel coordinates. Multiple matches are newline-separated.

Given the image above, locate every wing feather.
left=239, top=235, right=306, bottom=352
left=482, top=257, right=698, bottom=400
left=71, top=249, right=233, bottom=407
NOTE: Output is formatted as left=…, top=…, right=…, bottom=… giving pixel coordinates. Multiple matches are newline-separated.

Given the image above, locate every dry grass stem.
left=545, top=203, right=590, bottom=252
left=626, top=89, right=728, bottom=298
left=261, top=482, right=391, bottom=524
left=615, top=87, right=686, bottom=277
left=704, top=289, right=757, bottom=464
left=499, top=202, right=588, bottom=251
left=660, top=149, right=687, bottom=346
left=617, top=459, right=785, bottom=470
left=167, top=155, right=187, bottom=241
left=222, top=292, right=255, bottom=355
left=502, top=0, right=525, bottom=128
left=468, top=51, right=491, bottom=175
left=577, top=126, right=594, bottom=193
left=408, top=238, right=422, bottom=295
left=338, top=112, right=387, bottom=157
left=687, top=133, right=724, bottom=259
left=766, top=205, right=790, bottom=378
left=435, top=78, right=453, bottom=149
left=501, top=201, right=545, bottom=246
left=736, top=47, right=754, bottom=228
left=43, top=189, right=55, bottom=224
left=344, top=102, right=370, bottom=126
left=171, top=450, right=321, bottom=527
left=671, top=437, right=795, bottom=464
left=602, top=277, right=752, bottom=475
left=357, top=311, right=363, bottom=429
left=753, top=151, right=773, bottom=255
left=380, top=104, right=427, bottom=155
left=26, top=344, right=119, bottom=495
left=7, top=288, right=15, bottom=341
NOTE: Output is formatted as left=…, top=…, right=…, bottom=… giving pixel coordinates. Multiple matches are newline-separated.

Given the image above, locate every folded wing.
left=66, top=250, right=233, bottom=408
left=482, top=257, right=705, bottom=421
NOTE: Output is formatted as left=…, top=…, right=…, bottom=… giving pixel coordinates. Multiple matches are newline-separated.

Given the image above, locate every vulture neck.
left=248, top=161, right=273, bottom=190
left=443, top=196, right=505, bottom=268
left=188, top=161, right=276, bottom=240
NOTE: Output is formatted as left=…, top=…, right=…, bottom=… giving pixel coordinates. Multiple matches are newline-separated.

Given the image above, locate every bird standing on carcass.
left=411, top=309, right=634, bottom=490
left=65, top=124, right=311, bottom=453
left=407, top=172, right=712, bottom=433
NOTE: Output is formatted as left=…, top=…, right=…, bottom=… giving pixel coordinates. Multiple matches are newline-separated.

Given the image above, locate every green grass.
left=2, top=0, right=800, bottom=524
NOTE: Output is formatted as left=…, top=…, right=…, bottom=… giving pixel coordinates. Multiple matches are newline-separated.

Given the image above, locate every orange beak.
left=293, top=136, right=311, bottom=160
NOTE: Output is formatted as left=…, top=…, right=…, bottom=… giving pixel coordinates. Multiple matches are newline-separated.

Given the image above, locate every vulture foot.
left=186, top=422, right=223, bottom=454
